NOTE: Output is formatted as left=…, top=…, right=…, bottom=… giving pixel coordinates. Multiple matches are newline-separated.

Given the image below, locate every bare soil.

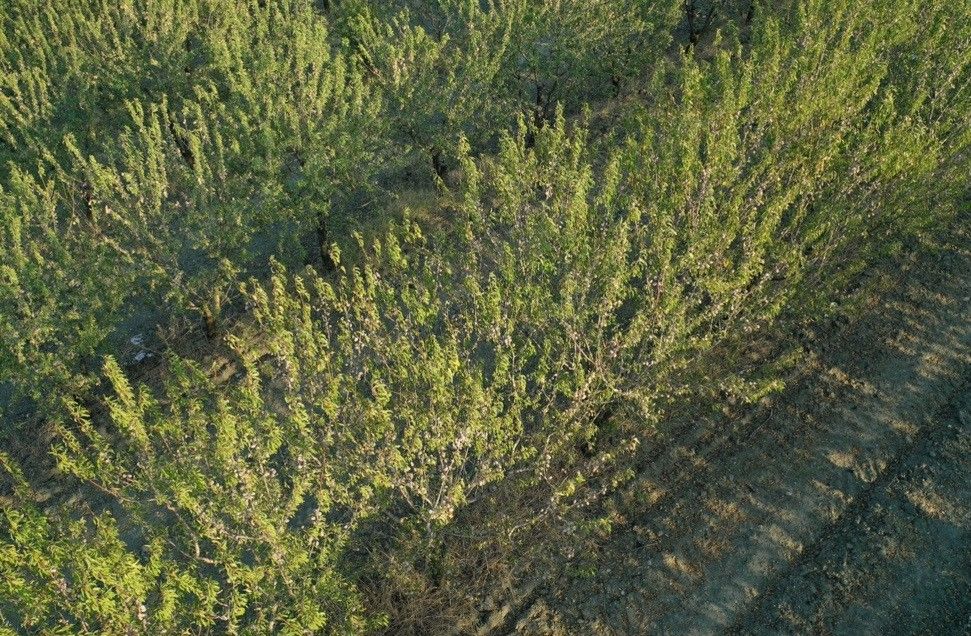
left=487, top=223, right=971, bottom=635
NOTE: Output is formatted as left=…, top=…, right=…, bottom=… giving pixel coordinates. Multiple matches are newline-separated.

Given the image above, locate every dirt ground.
left=483, top=224, right=971, bottom=635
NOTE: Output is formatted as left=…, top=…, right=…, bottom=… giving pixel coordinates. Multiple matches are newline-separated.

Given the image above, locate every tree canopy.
left=1, top=0, right=968, bottom=632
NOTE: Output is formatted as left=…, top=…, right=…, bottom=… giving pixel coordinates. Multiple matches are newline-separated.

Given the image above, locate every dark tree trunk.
left=183, top=35, right=194, bottom=77
left=685, top=0, right=700, bottom=51
left=684, top=0, right=720, bottom=51
left=80, top=181, right=95, bottom=224
left=431, top=148, right=447, bottom=180
left=167, top=118, right=194, bottom=168
left=317, top=211, right=336, bottom=272
left=202, top=309, right=219, bottom=340
left=525, top=81, right=548, bottom=149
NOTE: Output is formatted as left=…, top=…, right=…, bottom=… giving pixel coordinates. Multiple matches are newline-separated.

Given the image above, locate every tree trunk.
left=526, top=81, right=548, bottom=149
left=684, top=0, right=700, bottom=51
left=168, top=118, right=194, bottom=168
left=202, top=309, right=219, bottom=340
left=431, top=148, right=447, bottom=181
left=79, top=181, right=97, bottom=229
left=317, top=210, right=336, bottom=272
left=685, top=0, right=722, bottom=51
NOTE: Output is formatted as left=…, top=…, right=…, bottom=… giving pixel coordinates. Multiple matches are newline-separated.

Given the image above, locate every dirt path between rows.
left=492, top=224, right=971, bottom=635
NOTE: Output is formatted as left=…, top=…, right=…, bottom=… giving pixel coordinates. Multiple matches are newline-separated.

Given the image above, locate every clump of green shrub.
left=1, top=0, right=968, bottom=632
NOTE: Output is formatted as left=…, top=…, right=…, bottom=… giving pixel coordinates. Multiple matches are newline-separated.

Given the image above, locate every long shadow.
left=512, top=223, right=971, bottom=634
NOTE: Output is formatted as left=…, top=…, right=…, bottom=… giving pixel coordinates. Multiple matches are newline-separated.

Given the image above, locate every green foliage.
left=342, top=0, right=521, bottom=158
left=0, top=167, right=130, bottom=410
left=1, top=0, right=386, bottom=412
left=1, top=0, right=968, bottom=631
left=47, top=358, right=374, bottom=633
left=0, top=452, right=218, bottom=634
left=338, top=0, right=680, bottom=170
left=244, top=247, right=532, bottom=531
left=514, top=0, right=681, bottom=113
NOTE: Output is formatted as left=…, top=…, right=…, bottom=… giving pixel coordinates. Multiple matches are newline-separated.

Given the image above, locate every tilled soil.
left=491, top=226, right=971, bottom=635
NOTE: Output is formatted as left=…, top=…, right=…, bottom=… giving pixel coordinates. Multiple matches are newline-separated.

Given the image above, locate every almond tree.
left=0, top=0, right=387, bottom=419
left=1, top=0, right=968, bottom=632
